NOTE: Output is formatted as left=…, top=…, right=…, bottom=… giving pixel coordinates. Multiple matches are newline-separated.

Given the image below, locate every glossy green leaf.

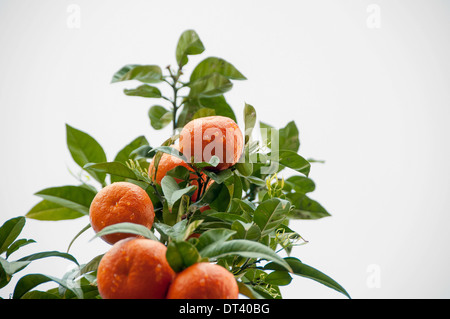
left=91, top=222, right=158, bottom=242
left=124, top=84, right=162, bottom=98
left=166, top=240, right=201, bottom=273
left=0, top=217, right=26, bottom=254
left=279, top=121, right=300, bottom=152
left=198, top=95, right=237, bottom=122
left=5, top=239, right=36, bottom=258
left=284, top=175, right=316, bottom=194
left=161, top=176, right=197, bottom=209
left=188, top=73, right=233, bottom=98
left=199, top=239, right=292, bottom=272
left=12, top=273, right=83, bottom=299
left=26, top=200, right=84, bottom=221
left=111, top=64, right=163, bottom=83
left=17, top=251, right=79, bottom=266
left=265, top=270, right=293, bottom=286
left=196, top=228, right=236, bottom=252
left=34, top=185, right=96, bottom=216
left=148, top=105, right=172, bottom=130
left=176, top=29, right=205, bottom=68
left=270, top=150, right=311, bottom=176
left=113, top=136, right=149, bottom=164
left=286, top=193, right=331, bottom=220
left=190, top=57, right=246, bottom=82
left=231, top=220, right=261, bottom=241
left=264, top=257, right=350, bottom=298
left=253, top=198, right=291, bottom=238
left=84, top=162, right=138, bottom=181
left=149, top=146, right=188, bottom=162
left=66, top=124, right=107, bottom=185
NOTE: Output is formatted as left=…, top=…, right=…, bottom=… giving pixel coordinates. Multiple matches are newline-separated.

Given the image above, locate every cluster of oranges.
left=89, top=116, right=243, bottom=299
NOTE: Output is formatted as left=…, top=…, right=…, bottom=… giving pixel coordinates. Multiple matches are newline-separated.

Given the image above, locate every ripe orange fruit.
left=148, top=145, right=212, bottom=203
left=166, top=262, right=239, bottom=299
left=97, top=238, right=175, bottom=299
left=89, top=182, right=155, bottom=245
left=179, top=116, right=244, bottom=171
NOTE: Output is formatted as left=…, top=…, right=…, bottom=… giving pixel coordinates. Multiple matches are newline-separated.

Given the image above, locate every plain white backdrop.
left=1, top=0, right=450, bottom=299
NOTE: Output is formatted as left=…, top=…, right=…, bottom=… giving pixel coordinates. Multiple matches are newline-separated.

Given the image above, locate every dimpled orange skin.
left=166, top=262, right=239, bottom=299
left=97, top=238, right=175, bottom=299
left=148, top=145, right=212, bottom=203
left=179, top=116, right=244, bottom=171
left=89, top=182, right=155, bottom=245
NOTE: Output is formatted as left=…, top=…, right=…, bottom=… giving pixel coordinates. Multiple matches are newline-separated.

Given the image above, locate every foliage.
left=0, top=30, right=349, bottom=299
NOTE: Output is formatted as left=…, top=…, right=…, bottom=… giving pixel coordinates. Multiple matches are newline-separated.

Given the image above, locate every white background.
left=1, top=0, right=450, bottom=299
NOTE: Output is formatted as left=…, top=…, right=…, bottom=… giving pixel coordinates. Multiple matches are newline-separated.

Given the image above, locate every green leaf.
left=176, top=29, right=205, bottom=68
left=0, top=217, right=26, bottom=254
left=264, top=257, right=350, bottom=298
left=200, top=181, right=231, bottom=212
left=17, top=251, right=79, bottom=266
left=253, top=198, right=291, bottom=238
left=264, top=270, right=293, bottom=286
left=148, top=105, right=172, bottom=130
left=279, top=121, right=300, bottom=152
left=84, top=162, right=138, bottom=181
left=161, top=176, right=197, bottom=209
left=91, top=222, right=158, bottom=242
left=5, top=239, right=35, bottom=258
left=202, top=169, right=233, bottom=184
left=149, top=146, right=188, bottom=162
left=198, top=95, right=237, bottom=122
left=26, top=200, right=84, bottom=221
left=0, top=258, right=31, bottom=288
left=231, top=221, right=261, bottom=241
left=190, top=57, right=246, bottom=82
left=66, top=124, right=107, bottom=185
left=111, top=65, right=163, bottom=83
left=237, top=281, right=265, bottom=299
left=284, top=175, right=315, bottom=194
left=113, top=136, right=149, bottom=164
left=124, top=84, right=162, bottom=98
left=12, top=273, right=83, bottom=299
left=34, top=185, right=96, bottom=216
left=166, top=240, right=201, bottom=273
left=188, top=73, right=233, bottom=98
left=287, top=193, right=331, bottom=220
left=244, top=103, right=256, bottom=144
left=192, top=107, right=216, bottom=120
left=196, top=228, right=236, bottom=252
left=270, top=150, right=311, bottom=176
left=199, top=239, right=292, bottom=272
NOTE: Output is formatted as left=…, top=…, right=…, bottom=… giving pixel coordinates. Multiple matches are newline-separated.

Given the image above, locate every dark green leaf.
left=66, top=124, right=107, bottom=185
left=287, top=193, right=331, bottom=220
left=6, top=239, right=36, bottom=259
left=196, top=228, right=236, bottom=252
left=253, top=198, right=291, bottom=238
left=34, top=185, right=96, bottom=216
left=270, top=150, right=311, bottom=176
left=124, top=84, right=162, bottom=98
left=198, top=95, right=237, bottom=122
left=0, top=258, right=31, bottom=288
left=188, top=73, right=233, bottom=98
left=264, top=257, right=350, bottom=298
left=279, top=121, right=300, bottom=152
left=176, top=30, right=205, bottom=68
left=91, top=222, right=158, bottom=242
left=148, top=105, right=172, bottom=130
left=113, top=136, right=149, bottom=164
left=284, top=175, right=316, bottom=194
left=231, top=221, right=261, bottom=241
left=26, top=200, right=84, bottom=221
left=84, top=162, right=138, bottom=181
left=0, top=217, right=26, bottom=254
left=161, top=176, right=197, bottom=209
left=149, top=146, right=188, bottom=162
left=18, top=251, right=79, bottom=266
left=111, top=65, right=163, bottom=83
left=237, top=281, right=265, bottom=299
left=166, top=241, right=201, bottom=273
left=190, top=57, right=246, bottom=82
left=265, top=270, right=293, bottom=286
left=12, top=273, right=83, bottom=299
left=199, top=239, right=292, bottom=272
